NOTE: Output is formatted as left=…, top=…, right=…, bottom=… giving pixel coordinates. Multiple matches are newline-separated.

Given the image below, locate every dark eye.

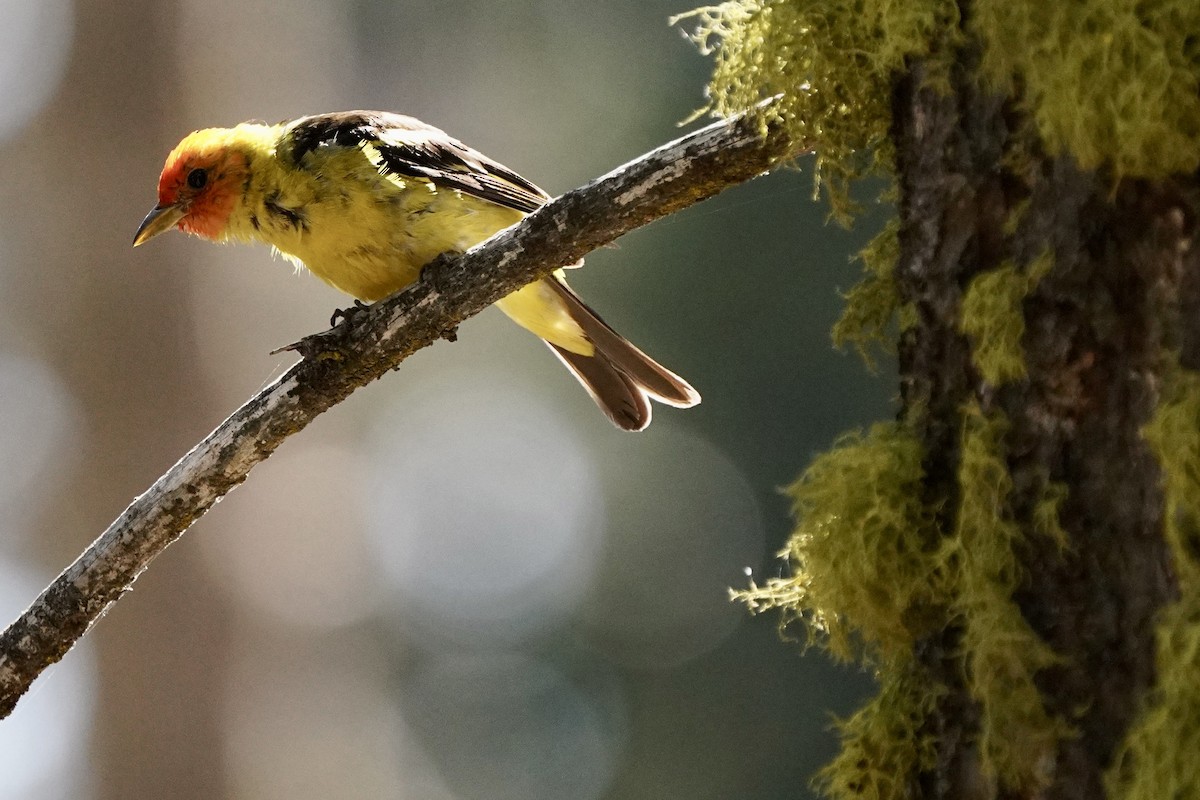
left=186, top=168, right=208, bottom=190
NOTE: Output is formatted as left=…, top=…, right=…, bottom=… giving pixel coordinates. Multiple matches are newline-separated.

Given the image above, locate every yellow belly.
left=272, top=178, right=591, bottom=355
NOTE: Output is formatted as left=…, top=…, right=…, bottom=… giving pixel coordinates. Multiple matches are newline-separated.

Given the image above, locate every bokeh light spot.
left=0, top=0, right=73, bottom=143
left=199, top=441, right=381, bottom=630
left=581, top=424, right=766, bottom=669
left=223, top=642, right=444, bottom=800
left=400, top=651, right=625, bottom=800
left=365, top=370, right=605, bottom=643
left=0, top=352, right=79, bottom=545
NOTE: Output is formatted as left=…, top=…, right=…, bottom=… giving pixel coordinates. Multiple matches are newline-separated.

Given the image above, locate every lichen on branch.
left=673, top=0, right=960, bottom=222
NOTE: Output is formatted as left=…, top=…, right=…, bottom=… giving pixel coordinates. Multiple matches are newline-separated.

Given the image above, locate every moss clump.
left=743, top=405, right=1071, bottom=795
left=682, top=2, right=1200, bottom=220
left=960, top=264, right=1029, bottom=385
left=959, top=253, right=1053, bottom=386
left=1142, top=366, right=1200, bottom=587
left=1032, top=480, right=1071, bottom=549
left=973, top=1, right=1200, bottom=179
left=673, top=0, right=960, bottom=222
left=1108, top=598, right=1200, bottom=800
left=739, top=422, right=939, bottom=661
left=816, top=657, right=941, bottom=800
left=833, top=219, right=903, bottom=371
left=943, top=405, right=1071, bottom=789
left=1109, top=366, right=1200, bottom=799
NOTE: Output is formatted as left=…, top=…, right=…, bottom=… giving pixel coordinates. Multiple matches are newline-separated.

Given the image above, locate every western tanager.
left=134, top=111, right=699, bottom=430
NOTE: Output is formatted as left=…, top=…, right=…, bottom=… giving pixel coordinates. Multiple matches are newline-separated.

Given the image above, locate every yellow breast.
left=227, top=138, right=590, bottom=355
left=236, top=146, right=525, bottom=302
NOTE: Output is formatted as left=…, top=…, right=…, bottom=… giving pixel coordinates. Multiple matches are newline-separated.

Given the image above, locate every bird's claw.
left=419, top=253, right=456, bottom=293
left=270, top=300, right=370, bottom=359
left=329, top=299, right=370, bottom=328
left=269, top=327, right=348, bottom=360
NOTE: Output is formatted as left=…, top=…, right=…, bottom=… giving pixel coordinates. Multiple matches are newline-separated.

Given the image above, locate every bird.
left=133, top=111, right=699, bottom=431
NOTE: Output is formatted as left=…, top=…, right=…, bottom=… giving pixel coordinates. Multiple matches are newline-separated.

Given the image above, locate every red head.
left=133, top=128, right=252, bottom=246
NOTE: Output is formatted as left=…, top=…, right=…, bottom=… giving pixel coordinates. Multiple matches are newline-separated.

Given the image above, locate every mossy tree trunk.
left=892, top=44, right=1198, bottom=800
left=682, top=1, right=1200, bottom=796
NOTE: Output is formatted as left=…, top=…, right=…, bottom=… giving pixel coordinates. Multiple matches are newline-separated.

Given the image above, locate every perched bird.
left=134, top=111, right=699, bottom=430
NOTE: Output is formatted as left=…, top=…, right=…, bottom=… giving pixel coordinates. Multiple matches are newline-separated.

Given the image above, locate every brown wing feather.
left=286, top=110, right=548, bottom=213
left=285, top=112, right=699, bottom=431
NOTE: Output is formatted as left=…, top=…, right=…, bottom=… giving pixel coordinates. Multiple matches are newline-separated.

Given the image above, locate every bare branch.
left=0, top=104, right=796, bottom=718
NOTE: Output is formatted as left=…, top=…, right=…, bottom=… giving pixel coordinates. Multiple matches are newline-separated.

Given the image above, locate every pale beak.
left=132, top=203, right=187, bottom=247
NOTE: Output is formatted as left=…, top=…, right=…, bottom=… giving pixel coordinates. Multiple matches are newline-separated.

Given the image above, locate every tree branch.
left=0, top=104, right=795, bottom=717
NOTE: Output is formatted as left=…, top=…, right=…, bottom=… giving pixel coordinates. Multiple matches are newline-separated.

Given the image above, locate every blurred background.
left=0, top=1, right=895, bottom=798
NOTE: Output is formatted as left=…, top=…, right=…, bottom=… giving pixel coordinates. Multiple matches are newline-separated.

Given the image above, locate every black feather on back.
left=286, top=111, right=548, bottom=214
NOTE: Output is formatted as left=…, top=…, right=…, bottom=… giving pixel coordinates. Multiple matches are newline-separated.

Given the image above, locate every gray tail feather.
left=544, top=278, right=700, bottom=431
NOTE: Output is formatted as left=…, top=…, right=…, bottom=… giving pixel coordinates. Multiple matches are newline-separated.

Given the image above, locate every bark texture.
left=893, top=37, right=1198, bottom=800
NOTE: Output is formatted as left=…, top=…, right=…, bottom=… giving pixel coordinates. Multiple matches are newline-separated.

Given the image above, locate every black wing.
left=285, top=111, right=548, bottom=214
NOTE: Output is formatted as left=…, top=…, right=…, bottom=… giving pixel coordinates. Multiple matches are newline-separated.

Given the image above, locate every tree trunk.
left=892, top=40, right=1197, bottom=800
left=680, top=1, right=1200, bottom=796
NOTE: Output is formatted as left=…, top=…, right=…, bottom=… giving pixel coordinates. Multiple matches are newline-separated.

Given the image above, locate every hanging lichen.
left=972, top=1, right=1200, bottom=178
left=739, top=402, right=1072, bottom=796
left=678, top=1, right=1200, bottom=216
left=832, top=219, right=909, bottom=371
left=816, top=656, right=942, bottom=800
left=959, top=252, right=1054, bottom=386
left=739, top=422, right=940, bottom=662
left=1108, top=366, right=1200, bottom=799
left=946, top=405, right=1072, bottom=789
left=672, top=0, right=960, bottom=222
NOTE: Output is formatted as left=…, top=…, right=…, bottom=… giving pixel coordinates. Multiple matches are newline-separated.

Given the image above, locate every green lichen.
left=738, top=422, right=940, bottom=661
left=973, top=1, right=1200, bottom=179
left=1142, top=366, right=1200, bottom=588
left=832, top=219, right=902, bottom=370
left=1108, top=597, right=1200, bottom=800
left=673, top=0, right=1200, bottom=794
left=959, top=253, right=1054, bottom=386
left=680, top=1, right=1200, bottom=229
left=1109, top=365, right=1200, bottom=799
left=673, top=0, right=960, bottom=222
left=816, top=657, right=941, bottom=800
left=1002, top=198, right=1032, bottom=237
left=960, top=264, right=1029, bottom=385
left=944, top=405, right=1071, bottom=789
left=1032, top=480, right=1071, bottom=549
left=743, top=404, right=1071, bottom=795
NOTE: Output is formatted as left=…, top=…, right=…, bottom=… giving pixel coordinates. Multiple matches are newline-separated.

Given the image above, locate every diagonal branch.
left=0, top=103, right=796, bottom=718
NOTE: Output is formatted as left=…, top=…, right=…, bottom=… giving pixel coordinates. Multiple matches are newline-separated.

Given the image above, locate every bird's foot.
left=269, top=327, right=348, bottom=360
left=329, top=299, right=370, bottom=328
left=270, top=300, right=371, bottom=360
left=418, top=255, right=462, bottom=343
left=419, top=253, right=456, bottom=294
